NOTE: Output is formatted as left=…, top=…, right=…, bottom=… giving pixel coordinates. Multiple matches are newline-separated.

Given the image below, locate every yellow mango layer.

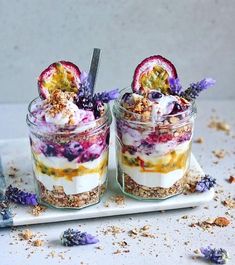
left=33, top=153, right=108, bottom=181
left=121, top=147, right=191, bottom=174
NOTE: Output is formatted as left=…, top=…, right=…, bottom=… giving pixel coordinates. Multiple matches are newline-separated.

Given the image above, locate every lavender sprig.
left=169, top=78, right=183, bottom=95
left=5, top=185, right=38, bottom=206
left=93, top=88, right=119, bottom=103
left=0, top=209, right=11, bottom=220
left=61, top=228, right=99, bottom=246
left=195, top=175, right=216, bottom=192
left=78, top=71, right=92, bottom=98
left=180, top=78, right=216, bottom=100
left=77, top=71, right=119, bottom=110
left=200, top=246, right=229, bottom=264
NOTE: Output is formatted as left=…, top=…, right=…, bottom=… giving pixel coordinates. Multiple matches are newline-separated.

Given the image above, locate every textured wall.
left=0, top=0, right=234, bottom=103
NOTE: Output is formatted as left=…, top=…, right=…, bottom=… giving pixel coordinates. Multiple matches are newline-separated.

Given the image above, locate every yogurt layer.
left=122, top=166, right=188, bottom=188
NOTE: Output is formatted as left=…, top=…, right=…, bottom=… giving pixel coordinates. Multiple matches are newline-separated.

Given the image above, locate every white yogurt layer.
left=118, top=141, right=190, bottom=189
left=33, top=151, right=108, bottom=194
left=121, top=165, right=188, bottom=189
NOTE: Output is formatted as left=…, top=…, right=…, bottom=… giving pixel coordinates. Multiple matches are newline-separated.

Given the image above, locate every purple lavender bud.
left=181, top=78, right=216, bottom=100
left=61, top=228, right=99, bottom=247
left=196, top=78, right=216, bottom=90
left=5, top=185, right=38, bottom=206
left=169, top=78, right=183, bottom=94
left=200, top=246, right=229, bottom=264
left=195, top=175, right=216, bottom=192
left=79, top=71, right=91, bottom=92
left=0, top=209, right=11, bottom=220
left=80, top=71, right=89, bottom=84
left=107, top=88, right=119, bottom=100
left=93, top=88, right=119, bottom=103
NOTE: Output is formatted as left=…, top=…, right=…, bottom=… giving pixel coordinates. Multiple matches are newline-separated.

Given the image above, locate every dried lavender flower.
left=0, top=209, right=11, bottom=220
left=93, top=88, right=119, bottom=103
left=77, top=74, right=119, bottom=110
left=169, top=78, right=183, bottom=94
left=200, top=246, right=229, bottom=264
left=79, top=71, right=91, bottom=92
left=61, top=228, right=99, bottom=246
left=195, top=175, right=216, bottom=192
left=180, top=78, right=216, bottom=100
left=5, top=185, right=38, bottom=206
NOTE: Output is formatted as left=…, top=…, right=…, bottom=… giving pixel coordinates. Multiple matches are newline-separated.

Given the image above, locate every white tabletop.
left=0, top=100, right=234, bottom=264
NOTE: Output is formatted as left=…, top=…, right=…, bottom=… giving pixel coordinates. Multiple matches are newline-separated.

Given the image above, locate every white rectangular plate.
left=0, top=138, right=214, bottom=227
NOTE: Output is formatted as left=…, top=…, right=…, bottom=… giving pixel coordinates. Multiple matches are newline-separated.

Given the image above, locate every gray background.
left=0, top=0, right=234, bottom=103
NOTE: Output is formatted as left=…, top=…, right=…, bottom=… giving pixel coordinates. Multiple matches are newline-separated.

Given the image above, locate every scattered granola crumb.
left=214, top=217, right=230, bottom=227
left=228, top=176, right=235, bottom=183
left=8, top=166, right=19, bottom=178
left=96, top=245, right=104, bottom=250
left=30, top=205, right=47, bottom=216
left=48, top=250, right=56, bottom=258
left=103, top=195, right=125, bottom=207
left=190, top=217, right=230, bottom=229
left=141, top=232, right=155, bottom=238
left=141, top=225, right=151, bottom=231
left=129, top=228, right=138, bottom=237
left=208, top=119, right=230, bottom=133
left=113, top=250, right=122, bottom=255
left=33, top=239, right=44, bottom=247
left=20, top=229, right=33, bottom=240
left=102, top=226, right=125, bottom=236
left=222, top=199, right=235, bottom=209
left=212, top=149, right=226, bottom=159
left=116, top=241, right=128, bottom=248
left=128, top=226, right=155, bottom=238
left=194, top=137, right=204, bottom=144
left=114, top=195, right=125, bottom=205
left=103, top=201, right=110, bottom=208
left=181, top=215, right=188, bottom=219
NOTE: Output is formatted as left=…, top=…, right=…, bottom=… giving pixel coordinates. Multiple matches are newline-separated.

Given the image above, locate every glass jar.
left=113, top=88, right=197, bottom=200
left=26, top=97, right=112, bottom=209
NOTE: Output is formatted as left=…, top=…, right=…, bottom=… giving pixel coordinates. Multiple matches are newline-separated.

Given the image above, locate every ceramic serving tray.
left=0, top=138, right=214, bottom=227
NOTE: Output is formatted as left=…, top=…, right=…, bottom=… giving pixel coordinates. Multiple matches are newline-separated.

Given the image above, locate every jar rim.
left=113, top=87, right=197, bottom=126
left=26, top=96, right=112, bottom=134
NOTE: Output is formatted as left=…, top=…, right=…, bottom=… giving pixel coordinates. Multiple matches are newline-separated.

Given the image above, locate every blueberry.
left=149, top=91, right=162, bottom=100
left=63, top=149, right=76, bottom=161
left=44, top=144, right=57, bottom=157
left=63, top=142, right=83, bottom=161
left=121, top=92, right=132, bottom=101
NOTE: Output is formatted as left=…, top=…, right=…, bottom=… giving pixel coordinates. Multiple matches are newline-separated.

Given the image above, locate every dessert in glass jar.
left=113, top=55, right=215, bottom=200
left=26, top=60, right=118, bottom=209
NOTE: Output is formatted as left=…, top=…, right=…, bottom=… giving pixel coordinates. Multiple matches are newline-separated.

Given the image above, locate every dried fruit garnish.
left=213, top=217, right=230, bottom=227
left=132, top=55, right=177, bottom=94
left=38, top=61, right=81, bottom=99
